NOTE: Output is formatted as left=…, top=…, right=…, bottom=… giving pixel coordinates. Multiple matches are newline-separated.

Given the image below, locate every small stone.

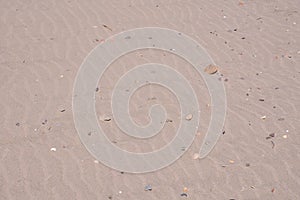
left=118, top=191, right=122, bottom=194
left=282, top=135, right=288, bottom=139
left=245, top=163, right=250, bottom=167
left=229, top=160, right=235, bottom=163
left=204, top=64, right=218, bottom=74
left=60, top=74, right=64, bottom=78
left=16, top=122, right=20, bottom=126
left=185, top=114, right=193, bottom=121
left=183, top=187, right=188, bottom=192
left=94, top=160, right=99, bottom=164
left=50, top=147, right=56, bottom=152
left=271, top=188, right=275, bottom=193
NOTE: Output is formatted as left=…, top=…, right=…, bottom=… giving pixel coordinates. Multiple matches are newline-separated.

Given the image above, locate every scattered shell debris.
left=204, top=64, right=218, bottom=74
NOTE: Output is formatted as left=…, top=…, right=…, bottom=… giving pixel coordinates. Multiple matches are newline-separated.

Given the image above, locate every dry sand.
left=1, top=0, right=300, bottom=199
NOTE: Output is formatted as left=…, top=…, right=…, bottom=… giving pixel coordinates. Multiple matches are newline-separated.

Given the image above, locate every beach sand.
left=0, top=0, right=300, bottom=199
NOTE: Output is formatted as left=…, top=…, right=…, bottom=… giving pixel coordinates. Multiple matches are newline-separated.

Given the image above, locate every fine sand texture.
left=1, top=0, right=300, bottom=199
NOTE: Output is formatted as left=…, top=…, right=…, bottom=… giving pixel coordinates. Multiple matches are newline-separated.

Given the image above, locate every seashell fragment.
left=204, top=64, right=218, bottom=74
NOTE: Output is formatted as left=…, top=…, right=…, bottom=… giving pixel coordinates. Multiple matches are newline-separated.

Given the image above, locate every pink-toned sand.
left=1, top=0, right=300, bottom=199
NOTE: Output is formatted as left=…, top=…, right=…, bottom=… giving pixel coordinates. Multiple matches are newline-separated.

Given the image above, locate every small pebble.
left=185, top=114, right=193, bottom=121
left=271, top=188, right=275, bottom=193
left=261, top=115, right=266, bottom=120
left=16, top=122, right=20, bottom=126
left=246, top=163, right=250, bottom=167
left=282, top=135, right=288, bottom=139
left=50, top=147, right=56, bottom=152
left=183, top=187, right=188, bottom=192
left=229, top=160, right=235, bottom=164
left=94, top=160, right=99, bottom=164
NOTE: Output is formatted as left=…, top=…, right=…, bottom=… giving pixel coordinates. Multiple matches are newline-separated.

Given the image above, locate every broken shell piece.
left=282, top=135, right=288, bottom=139
left=193, top=153, right=200, bottom=160
left=185, top=114, right=193, bottom=121
left=99, top=115, right=112, bottom=122
left=180, top=193, right=188, bottom=197
left=261, top=115, right=266, bottom=120
left=229, top=160, right=235, bottom=163
left=204, top=64, right=218, bottom=74
left=144, top=184, right=152, bottom=191
left=50, top=147, right=56, bottom=152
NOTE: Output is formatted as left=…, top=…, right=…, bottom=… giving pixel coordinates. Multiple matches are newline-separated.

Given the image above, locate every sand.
left=1, top=0, right=300, bottom=199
